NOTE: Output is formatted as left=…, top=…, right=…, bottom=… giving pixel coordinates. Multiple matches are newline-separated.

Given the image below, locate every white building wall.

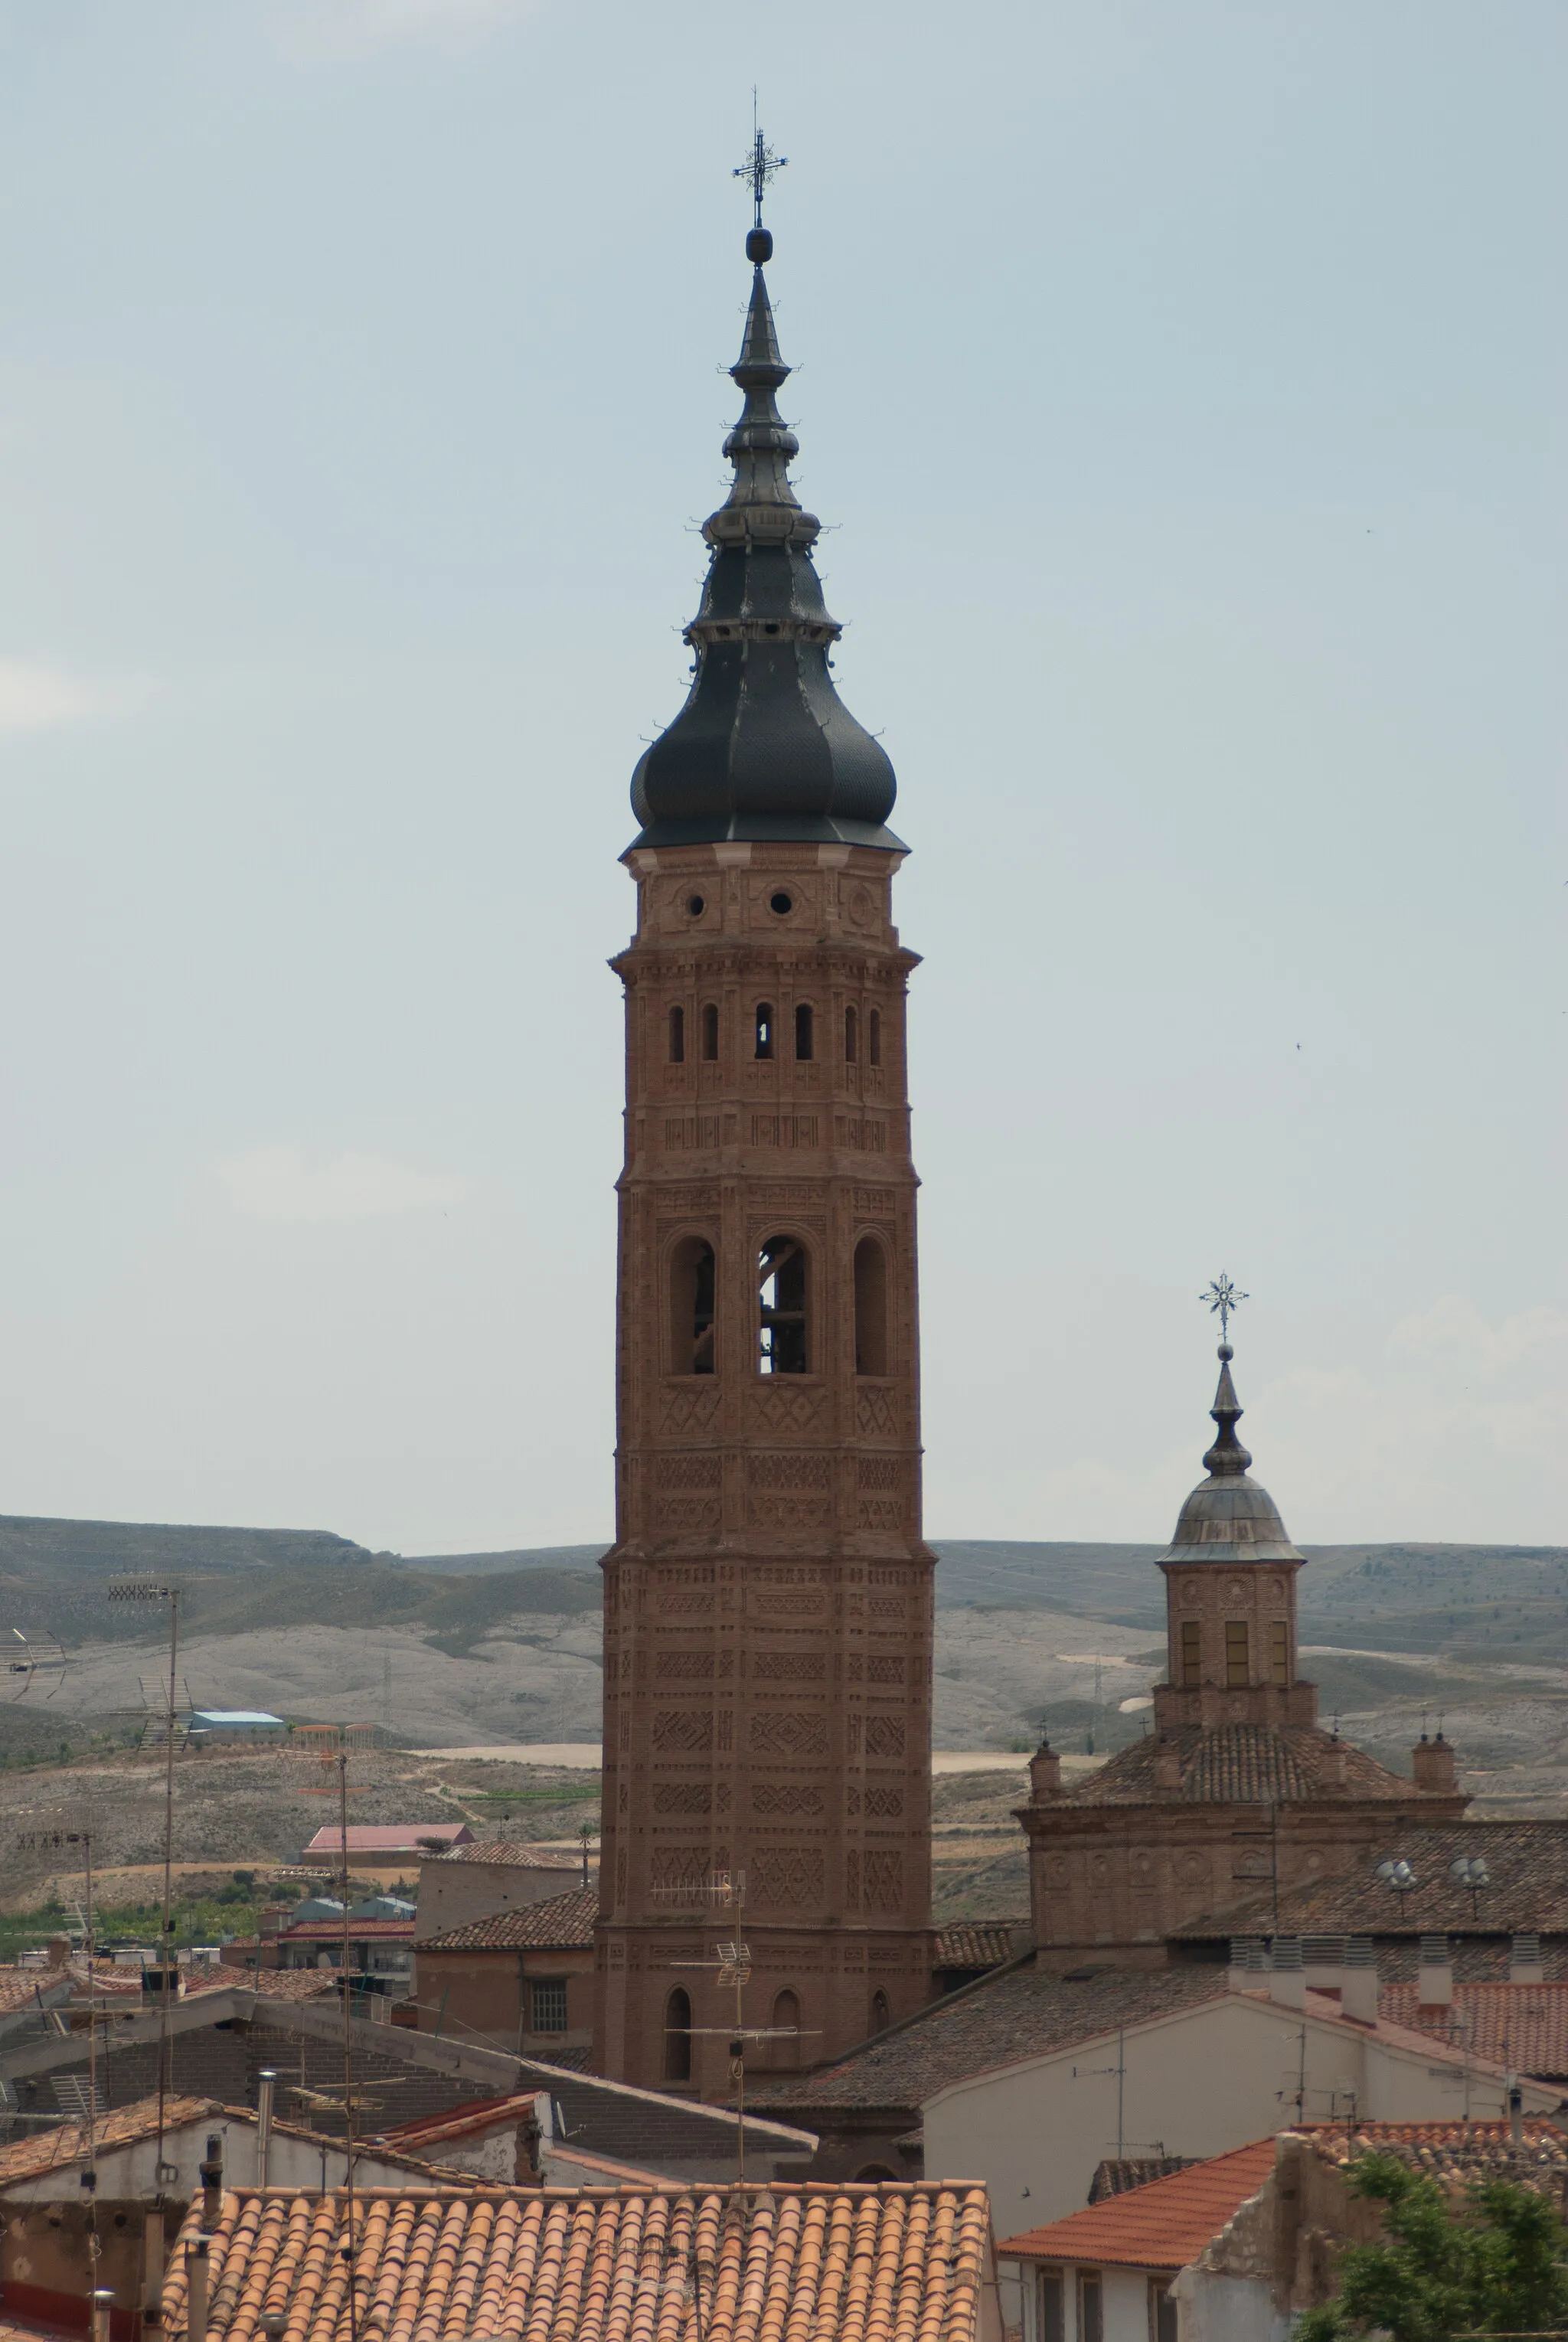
left=925, top=1988, right=1555, bottom=2227
left=1171, top=2266, right=1287, bottom=2342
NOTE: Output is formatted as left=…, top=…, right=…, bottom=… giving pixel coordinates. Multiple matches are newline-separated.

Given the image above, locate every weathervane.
left=734, top=96, right=787, bottom=230
left=1200, top=1275, right=1249, bottom=1345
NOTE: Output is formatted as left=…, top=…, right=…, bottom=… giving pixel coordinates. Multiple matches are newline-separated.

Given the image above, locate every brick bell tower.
left=593, top=199, right=934, bottom=2092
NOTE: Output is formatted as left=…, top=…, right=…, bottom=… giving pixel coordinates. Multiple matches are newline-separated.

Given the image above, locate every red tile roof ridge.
left=0, top=2095, right=221, bottom=2184
left=998, top=2138, right=1279, bottom=2270
left=373, top=2089, right=543, bottom=2147
left=414, top=1886, right=598, bottom=1952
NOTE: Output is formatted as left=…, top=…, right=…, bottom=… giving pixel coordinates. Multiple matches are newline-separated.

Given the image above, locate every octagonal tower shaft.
left=594, top=841, right=934, bottom=2092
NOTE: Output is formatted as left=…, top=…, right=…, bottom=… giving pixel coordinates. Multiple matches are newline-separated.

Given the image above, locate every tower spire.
left=627, top=136, right=899, bottom=853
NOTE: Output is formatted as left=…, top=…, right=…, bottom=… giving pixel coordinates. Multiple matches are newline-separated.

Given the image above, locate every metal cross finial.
left=734, top=96, right=787, bottom=228
left=1200, top=1275, right=1250, bottom=1342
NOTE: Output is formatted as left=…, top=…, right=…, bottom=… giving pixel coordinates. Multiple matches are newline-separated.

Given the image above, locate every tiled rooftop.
left=277, top=1919, right=416, bottom=1941
left=0, top=2093, right=472, bottom=2189
left=305, top=1825, right=472, bottom=1854
left=1179, top=1821, right=1568, bottom=1938
left=752, top=1967, right=1230, bottom=2115
left=436, top=1841, right=581, bottom=1869
left=417, top=1887, right=598, bottom=1952
left=158, top=2183, right=995, bottom=2342
left=1088, top=2157, right=1196, bottom=2204
left=1063, top=1724, right=1411, bottom=1808
left=0, top=2094, right=218, bottom=2185
left=1305, top=2118, right=1568, bottom=2184
left=0, top=1965, right=67, bottom=2015
left=1000, top=2139, right=1277, bottom=2270
left=1379, top=1983, right=1568, bottom=2079
left=933, top=1926, right=1017, bottom=1972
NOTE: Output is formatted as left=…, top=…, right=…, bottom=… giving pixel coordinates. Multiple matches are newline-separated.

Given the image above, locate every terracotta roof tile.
left=1377, top=1982, right=1568, bottom=2079
left=1065, top=1725, right=1410, bottom=1808
left=0, top=2095, right=220, bottom=2185
left=158, top=2183, right=995, bottom=2342
left=999, top=2139, right=1278, bottom=2269
left=417, top=1888, right=598, bottom=1952
left=305, top=1825, right=472, bottom=1854
left=752, top=1967, right=1230, bottom=2115
left=1305, top=2118, right=1568, bottom=2185
left=1087, top=2158, right=1196, bottom=2204
left=435, top=1842, right=582, bottom=1869
left=933, top=1927, right=1016, bottom=1972
left=0, top=1965, right=69, bottom=2014
left=374, top=2092, right=542, bottom=2150
left=1178, top=1821, right=1568, bottom=1939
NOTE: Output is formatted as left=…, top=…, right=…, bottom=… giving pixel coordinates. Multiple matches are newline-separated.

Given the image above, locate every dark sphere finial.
left=1218, top=1341, right=1233, bottom=1362
left=746, top=226, right=773, bottom=265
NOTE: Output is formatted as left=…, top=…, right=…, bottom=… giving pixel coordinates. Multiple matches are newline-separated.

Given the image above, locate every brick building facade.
left=592, top=222, right=934, bottom=2090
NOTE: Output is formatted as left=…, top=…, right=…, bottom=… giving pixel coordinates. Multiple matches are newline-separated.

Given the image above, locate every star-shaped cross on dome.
left=1200, top=1274, right=1250, bottom=1343
left=734, top=106, right=787, bottom=230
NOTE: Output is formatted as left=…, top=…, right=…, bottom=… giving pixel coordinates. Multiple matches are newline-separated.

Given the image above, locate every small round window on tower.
left=686, top=894, right=705, bottom=917
left=769, top=890, right=793, bottom=916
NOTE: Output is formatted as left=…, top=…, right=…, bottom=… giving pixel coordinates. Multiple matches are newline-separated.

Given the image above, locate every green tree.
left=1298, top=2150, right=1568, bottom=2342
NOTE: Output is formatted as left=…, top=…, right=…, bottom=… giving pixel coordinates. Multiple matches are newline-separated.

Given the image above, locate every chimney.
left=185, top=2240, right=209, bottom=2342
left=142, top=2208, right=165, bottom=2327
left=91, top=2289, right=113, bottom=2342
left=1270, top=1935, right=1306, bottom=2010
left=514, top=2099, right=544, bottom=2187
left=1510, top=1933, right=1544, bottom=1986
left=1416, top=1933, right=1453, bottom=2013
left=1153, top=1739, right=1182, bottom=1792
left=199, top=2135, right=223, bottom=2233
left=1341, top=1938, right=1378, bottom=2025
left=1027, top=1739, right=1063, bottom=1801
left=256, top=2072, right=276, bottom=2187
left=47, top=1935, right=72, bottom=1970
left=1509, top=2082, right=1524, bottom=2149
left=1412, top=1733, right=1457, bottom=1795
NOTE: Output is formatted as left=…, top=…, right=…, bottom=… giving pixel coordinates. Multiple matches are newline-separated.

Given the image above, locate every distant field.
left=2, top=1518, right=1564, bottom=1814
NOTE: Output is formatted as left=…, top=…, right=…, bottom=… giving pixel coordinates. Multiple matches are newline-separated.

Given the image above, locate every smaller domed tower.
left=1018, top=1322, right=1468, bottom=1961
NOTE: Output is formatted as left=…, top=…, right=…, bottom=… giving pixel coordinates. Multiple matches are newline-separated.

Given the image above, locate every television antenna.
left=657, top=1870, right=816, bottom=2180
left=104, top=1579, right=182, bottom=2184
left=6, top=1627, right=67, bottom=1700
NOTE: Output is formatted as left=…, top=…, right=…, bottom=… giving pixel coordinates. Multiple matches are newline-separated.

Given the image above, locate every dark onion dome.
left=629, top=242, right=900, bottom=852
left=1158, top=1344, right=1305, bottom=1564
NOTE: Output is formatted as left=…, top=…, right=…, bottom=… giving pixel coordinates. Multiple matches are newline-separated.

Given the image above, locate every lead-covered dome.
left=1158, top=1344, right=1304, bottom=1563
left=629, top=243, right=900, bottom=852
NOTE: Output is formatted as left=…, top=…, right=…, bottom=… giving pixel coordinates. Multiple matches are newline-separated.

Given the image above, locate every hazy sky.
left=0, top=0, right=1561, bottom=1556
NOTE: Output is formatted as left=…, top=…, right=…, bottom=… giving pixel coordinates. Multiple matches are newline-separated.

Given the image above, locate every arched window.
left=664, top=1988, right=692, bottom=2082
left=854, top=1236, right=890, bottom=1376
left=854, top=2162, right=897, bottom=2182
left=844, top=1006, right=858, bottom=1063
left=757, top=1236, right=808, bottom=1374
left=769, top=1988, right=800, bottom=2069
left=669, top=1237, right=716, bottom=1375
left=868, top=1008, right=882, bottom=1066
left=794, top=1003, right=814, bottom=1060
left=701, top=1003, right=720, bottom=1061
left=754, top=1003, right=775, bottom=1060
left=870, top=1990, right=890, bottom=2034
left=668, top=1005, right=685, bottom=1063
